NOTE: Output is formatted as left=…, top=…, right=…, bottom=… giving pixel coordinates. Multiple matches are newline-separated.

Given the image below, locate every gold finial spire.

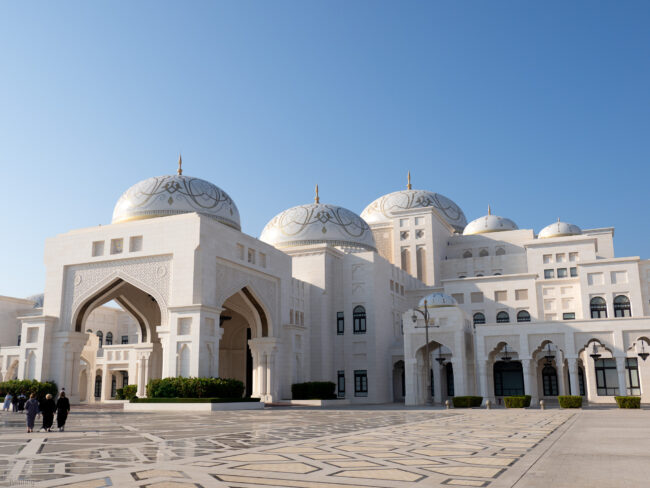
left=177, top=154, right=183, bottom=175
left=315, top=184, right=320, bottom=203
left=407, top=171, right=412, bottom=190
left=488, top=204, right=491, bottom=215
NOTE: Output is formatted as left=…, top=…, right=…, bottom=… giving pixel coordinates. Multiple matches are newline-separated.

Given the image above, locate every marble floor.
left=0, top=406, right=576, bottom=487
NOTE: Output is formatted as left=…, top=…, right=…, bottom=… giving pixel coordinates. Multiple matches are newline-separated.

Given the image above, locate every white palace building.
left=1, top=160, right=649, bottom=407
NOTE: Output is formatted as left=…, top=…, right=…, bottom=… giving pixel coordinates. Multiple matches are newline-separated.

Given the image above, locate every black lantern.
left=638, top=340, right=649, bottom=362
left=544, top=343, right=555, bottom=365
left=589, top=343, right=601, bottom=361
left=501, top=344, right=512, bottom=362
left=435, top=346, right=446, bottom=365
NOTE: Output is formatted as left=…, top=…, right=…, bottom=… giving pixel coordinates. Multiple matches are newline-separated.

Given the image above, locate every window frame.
left=614, top=295, right=631, bottom=318
left=590, top=297, right=607, bottom=319
left=595, top=358, right=618, bottom=396
left=354, top=370, right=368, bottom=397
left=516, top=310, right=531, bottom=323
left=336, top=311, right=345, bottom=335
left=473, top=312, right=486, bottom=325
left=353, top=306, right=367, bottom=334
left=337, top=370, right=346, bottom=398
left=496, top=311, right=510, bottom=323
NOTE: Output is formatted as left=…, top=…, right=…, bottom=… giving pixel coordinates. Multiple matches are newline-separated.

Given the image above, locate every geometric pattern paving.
left=0, top=407, right=574, bottom=487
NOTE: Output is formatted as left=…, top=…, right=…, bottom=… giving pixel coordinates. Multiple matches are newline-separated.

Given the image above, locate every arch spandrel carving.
left=61, top=255, right=171, bottom=331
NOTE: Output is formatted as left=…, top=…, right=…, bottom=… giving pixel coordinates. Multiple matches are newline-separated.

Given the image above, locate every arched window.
left=416, top=247, right=426, bottom=282
left=353, top=306, right=367, bottom=334
left=401, top=248, right=411, bottom=274
left=462, top=250, right=473, bottom=258
left=96, top=330, right=103, bottom=348
left=473, top=312, right=486, bottom=325
left=517, top=310, right=531, bottom=323
left=496, top=311, right=510, bottom=323
left=495, top=247, right=506, bottom=256
left=614, top=295, right=631, bottom=317
left=479, top=249, right=489, bottom=257
left=590, top=297, right=607, bottom=319
left=105, top=332, right=113, bottom=346
left=542, top=365, right=558, bottom=396
left=94, top=375, right=102, bottom=398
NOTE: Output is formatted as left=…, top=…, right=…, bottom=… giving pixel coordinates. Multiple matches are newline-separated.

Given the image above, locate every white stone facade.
left=1, top=171, right=648, bottom=407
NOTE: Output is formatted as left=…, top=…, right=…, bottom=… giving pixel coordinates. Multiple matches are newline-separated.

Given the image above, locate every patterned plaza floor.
left=0, top=406, right=576, bottom=487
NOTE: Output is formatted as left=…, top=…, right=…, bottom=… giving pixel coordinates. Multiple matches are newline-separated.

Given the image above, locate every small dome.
left=112, top=163, right=240, bottom=229
left=260, top=200, right=376, bottom=252
left=361, top=174, right=466, bottom=232
left=418, top=292, right=457, bottom=309
left=539, top=220, right=581, bottom=239
left=463, top=207, right=518, bottom=235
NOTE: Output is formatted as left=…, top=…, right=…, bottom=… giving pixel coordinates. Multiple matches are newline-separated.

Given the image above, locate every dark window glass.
left=96, top=330, right=103, bottom=348
left=473, top=313, right=486, bottom=325
left=337, top=370, right=345, bottom=398
left=105, top=332, right=113, bottom=346
left=445, top=362, right=454, bottom=397
left=353, top=306, right=366, bottom=334
left=614, top=295, right=631, bottom=318
left=516, top=310, right=531, bottom=323
left=625, top=358, right=640, bottom=396
left=590, top=297, right=607, bottom=319
left=578, top=367, right=586, bottom=396
left=354, top=370, right=368, bottom=397
left=544, top=269, right=554, bottom=279
left=563, top=313, right=575, bottom=320
left=94, top=375, right=102, bottom=398
left=122, top=371, right=129, bottom=387
left=542, top=365, right=558, bottom=396
left=17, top=334, right=21, bottom=346
left=496, top=311, right=510, bottom=323
left=493, top=361, right=524, bottom=396
left=557, top=268, right=568, bottom=278
left=337, top=312, right=344, bottom=335
left=595, top=358, right=618, bottom=395
left=121, top=335, right=129, bottom=344
left=111, top=375, right=117, bottom=398
left=570, top=267, right=578, bottom=277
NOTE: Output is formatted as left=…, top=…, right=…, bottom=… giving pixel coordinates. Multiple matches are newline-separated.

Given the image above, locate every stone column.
left=433, top=362, right=443, bottom=404
left=477, top=359, right=490, bottom=404
left=450, top=358, right=465, bottom=397
left=521, top=359, right=538, bottom=405
left=616, top=356, right=627, bottom=396
left=404, top=358, right=418, bottom=406
left=557, top=361, right=567, bottom=396
left=568, top=358, right=580, bottom=396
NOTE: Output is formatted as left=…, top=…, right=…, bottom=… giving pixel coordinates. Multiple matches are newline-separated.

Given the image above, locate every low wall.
left=124, top=401, right=265, bottom=412
left=284, top=399, right=351, bottom=407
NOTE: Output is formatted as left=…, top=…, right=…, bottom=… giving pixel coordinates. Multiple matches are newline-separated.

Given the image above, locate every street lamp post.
left=411, top=299, right=440, bottom=405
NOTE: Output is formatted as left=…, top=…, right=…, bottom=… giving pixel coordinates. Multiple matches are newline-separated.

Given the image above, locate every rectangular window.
left=556, top=253, right=566, bottom=263
left=336, top=312, right=344, bottom=335
left=595, top=358, right=619, bottom=396
left=399, top=218, right=408, bottom=227
left=515, top=289, right=528, bottom=301
left=110, top=238, right=123, bottom=254
left=544, top=269, right=555, bottom=279
left=494, top=290, right=507, bottom=302
left=259, top=253, right=267, bottom=268
left=129, top=235, right=143, bottom=252
left=415, top=217, right=424, bottom=225
left=570, top=267, right=578, bottom=277
left=470, top=292, right=484, bottom=303
left=451, top=293, right=464, bottom=304
left=557, top=268, right=568, bottom=278
left=354, top=370, right=368, bottom=397
left=353, top=307, right=366, bottom=334
left=337, top=370, right=345, bottom=398
left=247, top=248, right=256, bottom=264
left=543, top=254, right=552, bottom=264
left=390, top=280, right=394, bottom=291
left=625, top=358, right=641, bottom=396
left=237, top=243, right=245, bottom=260
left=587, top=272, right=604, bottom=286
left=563, top=312, right=575, bottom=320
left=121, top=335, right=129, bottom=344
left=400, top=285, right=404, bottom=296
left=92, top=241, right=104, bottom=257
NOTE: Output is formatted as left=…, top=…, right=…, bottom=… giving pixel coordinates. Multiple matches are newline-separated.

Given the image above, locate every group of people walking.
left=2, top=390, right=71, bottom=433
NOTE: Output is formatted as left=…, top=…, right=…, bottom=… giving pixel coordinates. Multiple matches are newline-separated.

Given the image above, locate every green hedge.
left=504, top=395, right=532, bottom=408
left=291, top=382, right=337, bottom=400
left=452, top=396, right=483, bottom=408
left=558, top=395, right=583, bottom=408
left=116, top=385, right=138, bottom=400
left=0, top=380, right=58, bottom=398
left=146, top=377, right=244, bottom=399
left=615, top=396, right=641, bottom=409
left=130, top=397, right=260, bottom=403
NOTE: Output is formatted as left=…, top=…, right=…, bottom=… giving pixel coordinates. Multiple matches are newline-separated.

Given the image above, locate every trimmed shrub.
left=0, top=379, right=58, bottom=399
left=504, top=395, right=532, bottom=408
left=452, top=396, right=483, bottom=408
left=130, top=397, right=260, bottom=403
left=291, top=382, right=337, bottom=400
left=558, top=395, right=583, bottom=408
left=146, top=377, right=244, bottom=399
left=615, top=396, right=641, bottom=409
left=116, top=385, right=138, bottom=400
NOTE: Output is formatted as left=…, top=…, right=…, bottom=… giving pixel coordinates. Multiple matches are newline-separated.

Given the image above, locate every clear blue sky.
left=1, top=1, right=648, bottom=297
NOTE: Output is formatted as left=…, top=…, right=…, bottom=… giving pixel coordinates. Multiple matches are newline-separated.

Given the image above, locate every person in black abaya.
left=56, top=391, right=70, bottom=431
left=39, top=394, right=56, bottom=432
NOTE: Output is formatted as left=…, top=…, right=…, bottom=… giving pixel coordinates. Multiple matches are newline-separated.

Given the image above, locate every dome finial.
left=177, top=154, right=183, bottom=175
left=314, top=184, right=320, bottom=204
left=488, top=204, right=491, bottom=215
left=407, top=171, right=412, bottom=190
left=557, top=216, right=561, bottom=222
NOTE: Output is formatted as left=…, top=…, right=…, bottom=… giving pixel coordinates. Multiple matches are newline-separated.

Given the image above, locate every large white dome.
left=538, top=220, right=581, bottom=239
left=112, top=171, right=240, bottom=230
left=361, top=188, right=467, bottom=232
left=463, top=207, right=518, bottom=235
left=260, top=202, right=376, bottom=251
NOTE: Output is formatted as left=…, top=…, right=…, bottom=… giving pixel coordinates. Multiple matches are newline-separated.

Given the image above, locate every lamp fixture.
left=589, top=343, right=601, bottom=361
left=501, top=344, right=512, bottom=362
left=638, top=340, right=649, bottom=362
